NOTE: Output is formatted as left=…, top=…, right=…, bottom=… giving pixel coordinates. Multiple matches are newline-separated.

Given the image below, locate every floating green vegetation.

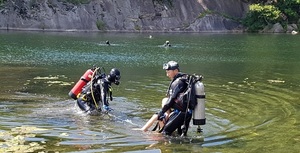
left=267, top=79, right=285, bottom=83
left=26, top=75, right=72, bottom=86
left=0, top=126, right=48, bottom=153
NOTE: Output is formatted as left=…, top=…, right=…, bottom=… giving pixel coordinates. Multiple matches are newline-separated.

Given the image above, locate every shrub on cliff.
left=242, top=4, right=281, bottom=32
left=242, top=1, right=300, bottom=32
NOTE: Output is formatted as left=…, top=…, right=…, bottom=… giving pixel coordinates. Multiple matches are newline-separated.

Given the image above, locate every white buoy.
left=291, top=30, right=298, bottom=35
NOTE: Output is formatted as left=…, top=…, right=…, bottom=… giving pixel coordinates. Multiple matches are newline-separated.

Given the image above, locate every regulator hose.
left=182, top=75, right=193, bottom=136
left=90, top=67, right=100, bottom=109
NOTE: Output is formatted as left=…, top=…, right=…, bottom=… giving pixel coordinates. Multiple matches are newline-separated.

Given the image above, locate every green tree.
left=242, top=4, right=281, bottom=31
left=274, top=0, right=300, bottom=23
left=0, top=0, right=6, bottom=5
left=242, top=0, right=300, bottom=32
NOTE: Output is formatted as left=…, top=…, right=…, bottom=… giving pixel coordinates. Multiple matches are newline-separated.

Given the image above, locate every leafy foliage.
left=243, top=4, right=281, bottom=31
left=275, top=0, right=300, bottom=23
left=96, top=20, right=106, bottom=30
left=242, top=0, right=300, bottom=32
left=0, top=0, right=6, bottom=6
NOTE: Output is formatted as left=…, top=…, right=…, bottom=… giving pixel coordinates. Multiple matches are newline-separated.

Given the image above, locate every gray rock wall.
left=0, top=0, right=248, bottom=32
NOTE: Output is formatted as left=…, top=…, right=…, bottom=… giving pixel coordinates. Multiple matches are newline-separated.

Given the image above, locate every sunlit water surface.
left=0, top=31, right=300, bottom=153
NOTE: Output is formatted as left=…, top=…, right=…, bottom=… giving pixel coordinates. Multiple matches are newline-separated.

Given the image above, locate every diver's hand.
left=157, top=111, right=165, bottom=121
left=103, top=105, right=113, bottom=112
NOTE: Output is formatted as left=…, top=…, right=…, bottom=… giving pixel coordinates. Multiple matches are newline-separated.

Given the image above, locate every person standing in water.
left=141, top=61, right=192, bottom=136
left=76, top=68, right=121, bottom=114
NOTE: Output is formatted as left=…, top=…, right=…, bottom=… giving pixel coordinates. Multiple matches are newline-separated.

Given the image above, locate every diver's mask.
left=114, top=75, right=121, bottom=85
left=163, top=61, right=179, bottom=70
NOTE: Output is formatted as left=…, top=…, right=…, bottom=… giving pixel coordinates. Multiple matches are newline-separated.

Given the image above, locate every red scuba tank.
left=69, top=69, right=94, bottom=100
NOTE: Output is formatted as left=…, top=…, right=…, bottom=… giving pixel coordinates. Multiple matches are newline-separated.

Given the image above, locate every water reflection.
left=0, top=31, right=300, bottom=152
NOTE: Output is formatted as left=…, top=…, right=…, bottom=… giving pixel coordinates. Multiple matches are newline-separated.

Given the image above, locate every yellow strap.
left=82, top=94, right=87, bottom=101
left=77, top=93, right=87, bottom=101
left=90, top=67, right=100, bottom=109
left=77, top=93, right=81, bottom=98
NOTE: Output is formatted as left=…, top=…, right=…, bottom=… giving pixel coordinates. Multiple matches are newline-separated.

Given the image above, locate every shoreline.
left=1, top=28, right=296, bottom=34
left=0, top=27, right=245, bottom=33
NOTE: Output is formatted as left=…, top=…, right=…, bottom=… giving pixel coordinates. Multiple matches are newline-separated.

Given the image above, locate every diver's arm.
left=158, top=82, right=184, bottom=119
left=100, top=82, right=109, bottom=106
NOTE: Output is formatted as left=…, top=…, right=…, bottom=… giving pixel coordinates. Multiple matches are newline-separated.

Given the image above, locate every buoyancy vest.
left=80, top=81, right=101, bottom=103
left=163, top=73, right=189, bottom=112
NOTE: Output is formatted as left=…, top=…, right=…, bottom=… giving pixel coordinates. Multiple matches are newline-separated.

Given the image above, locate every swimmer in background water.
left=106, top=40, right=110, bottom=46
left=164, top=41, right=171, bottom=47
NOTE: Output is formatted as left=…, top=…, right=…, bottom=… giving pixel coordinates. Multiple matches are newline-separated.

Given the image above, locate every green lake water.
left=0, top=31, right=300, bottom=153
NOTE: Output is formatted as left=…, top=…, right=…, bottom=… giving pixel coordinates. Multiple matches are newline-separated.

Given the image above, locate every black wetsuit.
left=99, top=78, right=113, bottom=107
left=161, top=73, right=188, bottom=113
left=77, top=76, right=112, bottom=114
left=158, top=72, right=192, bottom=135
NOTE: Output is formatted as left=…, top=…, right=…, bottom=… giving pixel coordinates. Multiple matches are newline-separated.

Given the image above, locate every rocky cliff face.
left=0, top=0, right=248, bottom=32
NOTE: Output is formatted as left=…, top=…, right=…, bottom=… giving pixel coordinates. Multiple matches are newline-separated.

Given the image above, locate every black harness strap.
left=152, top=122, right=159, bottom=131
left=196, top=95, right=205, bottom=99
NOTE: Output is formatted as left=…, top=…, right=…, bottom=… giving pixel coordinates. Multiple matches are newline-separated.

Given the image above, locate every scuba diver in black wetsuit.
left=106, top=40, right=110, bottom=46
left=141, top=61, right=192, bottom=136
left=164, top=41, right=171, bottom=47
left=76, top=68, right=121, bottom=114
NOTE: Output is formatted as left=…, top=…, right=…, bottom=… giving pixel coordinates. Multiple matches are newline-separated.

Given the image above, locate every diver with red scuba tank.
left=69, top=66, right=121, bottom=115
